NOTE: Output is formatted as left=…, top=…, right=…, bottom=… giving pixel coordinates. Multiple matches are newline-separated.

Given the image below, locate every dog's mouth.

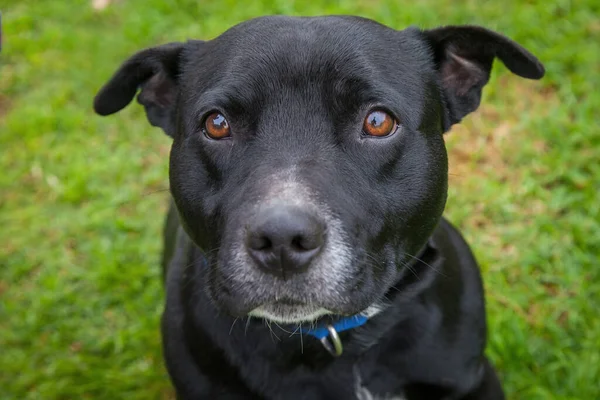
left=246, top=299, right=385, bottom=325
left=247, top=300, right=332, bottom=324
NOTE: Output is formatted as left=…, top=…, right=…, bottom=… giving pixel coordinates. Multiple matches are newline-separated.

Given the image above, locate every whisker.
left=229, top=317, right=239, bottom=336
left=289, top=325, right=302, bottom=338
left=299, top=323, right=304, bottom=354
left=399, top=259, right=420, bottom=280
left=404, top=252, right=447, bottom=278
left=364, top=253, right=384, bottom=272
left=265, top=320, right=281, bottom=342
left=274, top=322, right=296, bottom=335
left=245, top=316, right=252, bottom=336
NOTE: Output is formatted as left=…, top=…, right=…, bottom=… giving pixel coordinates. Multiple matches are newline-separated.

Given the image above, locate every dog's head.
left=94, top=16, right=543, bottom=324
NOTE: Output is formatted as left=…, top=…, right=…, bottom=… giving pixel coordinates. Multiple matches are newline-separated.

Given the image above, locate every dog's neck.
left=291, top=239, right=438, bottom=357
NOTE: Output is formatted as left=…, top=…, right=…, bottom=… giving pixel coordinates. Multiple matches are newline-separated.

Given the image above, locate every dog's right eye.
left=363, top=110, right=398, bottom=137
left=203, top=112, right=231, bottom=139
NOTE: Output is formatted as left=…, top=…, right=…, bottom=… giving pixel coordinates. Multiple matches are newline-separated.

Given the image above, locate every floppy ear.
left=93, top=42, right=186, bottom=137
left=423, top=25, right=545, bottom=129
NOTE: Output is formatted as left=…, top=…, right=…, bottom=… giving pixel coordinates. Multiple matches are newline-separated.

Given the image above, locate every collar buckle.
left=320, top=324, right=343, bottom=356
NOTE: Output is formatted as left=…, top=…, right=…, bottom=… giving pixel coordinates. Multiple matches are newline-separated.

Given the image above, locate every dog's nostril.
left=248, top=235, right=272, bottom=251
left=291, top=233, right=322, bottom=251
left=291, top=236, right=303, bottom=251
left=259, top=237, right=272, bottom=250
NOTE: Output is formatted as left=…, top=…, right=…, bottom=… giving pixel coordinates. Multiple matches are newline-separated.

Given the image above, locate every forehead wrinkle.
left=255, top=92, right=331, bottom=144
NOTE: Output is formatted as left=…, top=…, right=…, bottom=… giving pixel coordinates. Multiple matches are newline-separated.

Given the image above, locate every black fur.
left=94, top=15, right=544, bottom=400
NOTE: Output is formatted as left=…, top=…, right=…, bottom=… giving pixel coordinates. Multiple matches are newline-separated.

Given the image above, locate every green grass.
left=1, top=0, right=598, bottom=399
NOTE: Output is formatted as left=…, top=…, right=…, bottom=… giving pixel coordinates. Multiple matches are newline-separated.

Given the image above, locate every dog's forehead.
left=181, top=16, right=433, bottom=125
left=187, top=16, right=426, bottom=81
left=215, top=16, right=396, bottom=75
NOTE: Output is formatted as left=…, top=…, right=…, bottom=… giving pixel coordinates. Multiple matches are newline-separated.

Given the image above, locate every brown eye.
left=204, top=112, right=231, bottom=139
left=363, top=110, right=398, bottom=137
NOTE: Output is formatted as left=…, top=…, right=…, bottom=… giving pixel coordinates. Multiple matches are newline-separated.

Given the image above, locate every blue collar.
left=300, top=314, right=369, bottom=340
left=298, top=314, right=369, bottom=356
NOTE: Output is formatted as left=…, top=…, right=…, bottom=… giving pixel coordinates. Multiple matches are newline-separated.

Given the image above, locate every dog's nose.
left=246, top=206, right=325, bottom=278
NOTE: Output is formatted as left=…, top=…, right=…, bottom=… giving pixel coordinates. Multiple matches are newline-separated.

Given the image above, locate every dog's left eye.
left=363, top=110, right=398, bottom=137
left=203, top=112, right=231, bottom=139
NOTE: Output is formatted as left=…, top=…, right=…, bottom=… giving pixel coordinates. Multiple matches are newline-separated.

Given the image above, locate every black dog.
left=94, top=16, right=544, bottom=400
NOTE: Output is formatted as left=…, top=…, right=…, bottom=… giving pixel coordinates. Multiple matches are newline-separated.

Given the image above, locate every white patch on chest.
left=355, top=387, right=406, bottom=400
left=354, top=370, right=406, bottom=400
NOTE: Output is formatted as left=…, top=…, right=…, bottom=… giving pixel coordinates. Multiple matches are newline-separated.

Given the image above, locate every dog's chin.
left=247, top=302, right=332, bottom=324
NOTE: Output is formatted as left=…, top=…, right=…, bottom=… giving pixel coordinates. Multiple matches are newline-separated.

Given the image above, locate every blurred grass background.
left=1, top=0, right=598, bottom=399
